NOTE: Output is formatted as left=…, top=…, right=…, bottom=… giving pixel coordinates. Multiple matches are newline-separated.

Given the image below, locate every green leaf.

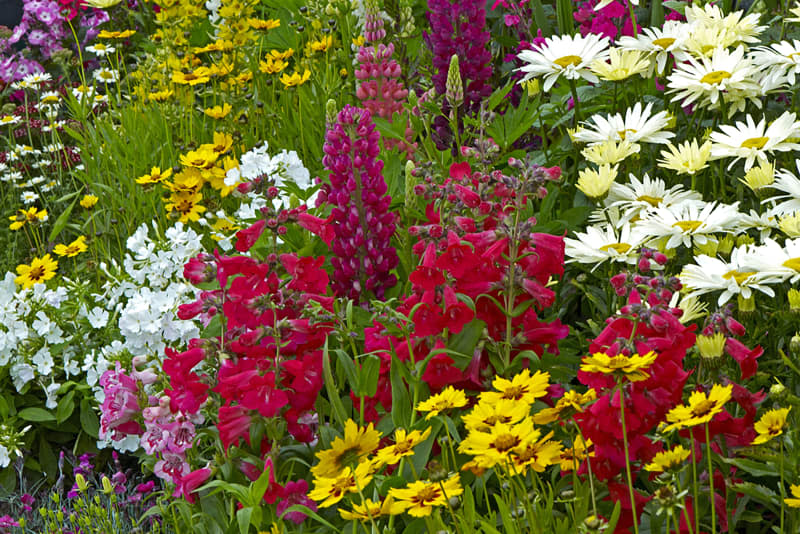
left=0, top=397, right=10, bottom=420
left=446, top=318, right=486, bottom=367
left=730, top=482, right=779, bottom=509
left=80, top=399, right=100, bottom=438
left=390, top=354, right=412, bottom=428
left=487, top=82, right=515, bottom=111
left=359, top=354, right=381, bottom=398
left=38, top=437, right=57, bottom=481
left=18, top=407, right=55, bottom=422
left=336, top=349, right=359, bottom=394
left=236, top=506, right=254, bottom=534
left=721, top=457, right=779, bottom=478
left=56, top=390, right=76, bottom=424
left=251, top=461, right=273, bottom=505
left=48, top=196, right=79, bottom=243
left=322, top=339, right=349, bottom=425
left=282, top=504, right=340, bottom=531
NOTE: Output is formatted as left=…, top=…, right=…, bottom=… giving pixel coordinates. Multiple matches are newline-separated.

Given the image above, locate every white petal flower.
left=636, top=200, right=741, bottom=250
left=572, top=102, right=674, bottom=146
left=516, top=33, right=610, bottom=92
left=709, top=111, right=800, bottom=171
left=564, top=222, right=649, bottom=268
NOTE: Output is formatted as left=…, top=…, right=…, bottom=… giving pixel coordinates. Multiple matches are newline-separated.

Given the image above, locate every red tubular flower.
left=217, top=405, right=252, bottom=451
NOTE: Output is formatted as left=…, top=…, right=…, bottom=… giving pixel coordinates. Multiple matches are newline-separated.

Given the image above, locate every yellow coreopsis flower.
left=204, top=103, right=232, bottom=119
left=388, top=476, right=463, bottom=517
left=312, top=420, right=381, bottom=478
left=180, top=148, right=219, bottom=170
left=458, top=418, right=537, bottom=468
left=308, top=35, right=334, bottom=54
left=308, top=462, right=374, bottom=508
left=511, top=430, right=563, bottom=473
left=481, top=369, right=550, bottom=405
left=375, top=427, right=431, bottom=465
left=164, top=191, right=206, bottom=222
left=136, top=166, right=173, bottom=185
left=80, top=194, right=98, bottom=209
left=559, top=436, right=594, bottom=472
left=785, top=484, right=800, bottom=507
left=81, top=0, right=121, bottom=7
left=148, top=89, right=174, bottom=102
left=201, top=132, right=234, bottom=155
left=751, top=407, right=791, bottom=445
left=164, top=168, right=204, bottom=193
left=662, top=384, right=733, bottom=432
left=339, top=498, right=395, bottom=521
left=53, top=235, right=88, bottom=257
left=259, top=58, right=289, bottom=74
left=249, top=18, right=280, bottom=30
left=266, top=49, right=294, bottom=61
left=280, top=69, right=311, bottom=88
left=533, top=388, right=597, bottom=424
left=15, top=254, right=58, bottom=288
left=644, top=445, right=691, bottom=473
left=462, top=398, right=530, bottom=432
left=580, top=351, right=657, bottom=382
left=9, top=207, right=47, bottom=230
left=171, top=68, right=212, bottom=86
left=416, top=386, right=467, bottom=420
left=97, top=29, right=136, bottom=39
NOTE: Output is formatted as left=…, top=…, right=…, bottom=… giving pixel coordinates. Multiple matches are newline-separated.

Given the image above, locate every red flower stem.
left=618, top=381, right=639, bottom=534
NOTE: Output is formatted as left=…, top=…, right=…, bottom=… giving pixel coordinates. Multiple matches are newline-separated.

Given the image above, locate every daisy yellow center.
left=492, top=433, right=521, bottom=452
left=652, top=37, right=676, bottom=49
left=554, top=55, right=583, bottom=68
left=637, top=194, right=663, bottom=206
left=1, top=117, right=14, bottom=123
left=41, top=95, right=59, bottom=103
left=740, top=136, right=769, bottom=149
left=617, top=128, right=637, bottom=140
left=783, top=257, right=800, bottom=271
left=599, top=242, right=632, bottom=254
left=672, top=220, right=702, bottom=232
left=722, top=270, right=755, bottom=284
left=99, top=72, right=113, bottom=80
left=700, top=70, right=731, bottom=84
left=27, top=265, right=46, bottom=282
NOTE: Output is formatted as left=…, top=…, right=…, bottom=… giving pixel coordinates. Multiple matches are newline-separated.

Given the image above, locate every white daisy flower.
left=636, top=200, right=741, bottom=249
left=667, top=46, right=761, bottom=117
left=516, top=33, right=610, bottom=92
left=741, top=237, right=800, bottom=283
left=0, top=115, right=21, bottom=126
left=571, top=102, right=675, bottom=146
left=93, top=68, right=119, bottom=84
left=617, top=21, right=690, bottom=74
left=669, top=292, right=708, bottom=324
left=605, top=173, right=703, bottom=225
left=564, top=222, right=649, bottom=268
left=681, top=247, right=780, bottom=306
left=86, top=43, right=116, bottom=56
left=751, top=40, right=800, bottom=86
left=20, top=191, right=39, bottom=204
left=685, top=4, right=766, bottom=46
left=22, top=72, right=51, bottom=86
left=767, top=163, right=800, bottom=215
left=709, top=111, right=800, bottom=171
left=39, top=91, right=60, bottom=105
left=737, top=209, right=779, bottom=240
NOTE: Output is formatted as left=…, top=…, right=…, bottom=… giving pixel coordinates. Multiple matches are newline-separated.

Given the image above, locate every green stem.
left=690, top=436, right=700, bottom=534
left=618, top=382, right=639, bottom=534
left=569, top=79, right=581, bottom=127
left=705, top=423, right=716, bottom=533
left=781, top=440, right=786, bottom=534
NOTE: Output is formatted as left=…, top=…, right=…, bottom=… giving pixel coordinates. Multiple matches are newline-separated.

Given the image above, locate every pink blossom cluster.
left=573, top=0, right=634, bottom=40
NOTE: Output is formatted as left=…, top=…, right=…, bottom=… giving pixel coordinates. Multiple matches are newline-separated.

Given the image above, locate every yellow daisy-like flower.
left=204, top=103, right=232, bottom=119
left=590, top=47, right=650, bottom=81
left=582, top=139, right=640, bottom=166
left=458, top=418, right=536, bottom=468
left=311, top=419, right=381, bottom=478
left=15, top=254, right=58, bottom=288
left=388, top=476, right=463, bottom=517
left=559, top=436, right=594, bottom=472
left=97, top=29, right=136, bottom=39
left=80, top=194, right=98, bottom=209
left=339, top=498, right=395, bottom=521
left=481, top=369, right=550, bottom=405
left=266, top=49, right=294, bottom=61
left=751, top=407, right=791, bottom=445
left=180, top=148, right=219, bottom=170
left=416, top=386, right=468, bottom=420
left=249, top=18, right=280, bottom=30
left=658, top=139, right=713, bottom=176
left=164, top=168, right=204, bottom=193
left=164, top=191, right=206, bottom=222
left=533, top=388, right=597, bottom=425
left=662, top=384, right=733, bottom=432
left=53, top=235, right=88, bottom=257
left=171, top=68, right=212, bottom=86
left=308, top=462, right=374, bottom=508
left=147, top=89, right=174, bottom=102
left=9, top=207, right=47, bottom=230
left=644, top=445, right=691, bottom=472
left=308, top=35, right=334, bottom=54
left=259, top=58, right=289, bottom=74
left=580, top=351, right=658, bottom=382
left=785, top=484, right=800, bottom=508
left=200, top=132, right=234, bottom=155
left=352, top=35, right=366, bottom=47
left=194, top=40, right=234, bottom=54
left=280, top=69, right=311, bottom=88
left=136, top=166, right=173, bottom=185
left=510, top=430, right=563, bottom=473
left=462, top=398, right=530, bottom=432
left=576, top=164, right=618, bottom=199
left=375, top=427, right=431, bottom=466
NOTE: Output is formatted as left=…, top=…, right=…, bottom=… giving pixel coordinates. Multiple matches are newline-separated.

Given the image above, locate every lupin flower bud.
left=445, top=54, right=463, bottom=108
left=404, top=159, right=416, bottom=212
left=323, top=105, right=399, bottom=301
left=325, top=99, right=338, bottom=129
left=364, top=0, right=386, bottom=43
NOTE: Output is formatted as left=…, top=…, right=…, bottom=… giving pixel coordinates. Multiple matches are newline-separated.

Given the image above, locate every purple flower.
left=323, top=105, right=399, bottom=301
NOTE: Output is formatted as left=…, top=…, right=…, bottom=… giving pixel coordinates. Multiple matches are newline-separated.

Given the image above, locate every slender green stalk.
left=704, top=423, right=715, bottom=533
left=690, top=436, right=700, bottom=534
left=617, top=382, right=639, bottom=534
left=781, top=440, right=786, bottom=533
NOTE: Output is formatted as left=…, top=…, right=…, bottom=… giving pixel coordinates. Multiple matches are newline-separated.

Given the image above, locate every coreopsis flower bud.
left=445, top=54, right=463, bottom=107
